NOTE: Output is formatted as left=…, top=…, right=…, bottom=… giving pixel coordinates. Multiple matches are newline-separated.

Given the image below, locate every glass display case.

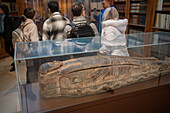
left=14, top=32, right=170, bottom=113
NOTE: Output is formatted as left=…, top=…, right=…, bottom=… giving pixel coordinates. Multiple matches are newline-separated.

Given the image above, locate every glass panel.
left=15, top=32, right=170, bottom=60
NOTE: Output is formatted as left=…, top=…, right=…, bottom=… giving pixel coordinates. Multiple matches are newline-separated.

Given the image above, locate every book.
left=155, top=13, right=160, bottom=28
left=155, top=13, right=170, bottom=29
left=139, top=1, right=147, bottom=13
left=130, top=15, right=139, bottom=24
left=162, top=0, right=170, bottom=11
left=160, top=14, right=166, bottom=28
left=157, top=0, right=163, bottom=10
left=116, top=4, right=126, bottom=13
left=130, top=3, right=140, bottom=13
left=166, top=15, right=170, bottom=29
left=162, top=7, right=170, bottom=11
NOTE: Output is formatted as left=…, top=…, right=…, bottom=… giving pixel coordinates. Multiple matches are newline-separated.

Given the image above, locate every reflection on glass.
left=15, top=32, right=170, bottom=61
left=100, top=34, right=129, bottom=56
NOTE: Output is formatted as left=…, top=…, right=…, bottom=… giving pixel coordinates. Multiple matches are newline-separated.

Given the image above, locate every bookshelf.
left=113, top=0, right=126, bottom=19
left=113, top=0, right=170, bottom=34
left=113, top=0, right=170, bottom=57
left=154, top=0, right=170, bottom=32
left=13, top=0, right=170, bottom=35
left=130, top=0, right=147, bottom=33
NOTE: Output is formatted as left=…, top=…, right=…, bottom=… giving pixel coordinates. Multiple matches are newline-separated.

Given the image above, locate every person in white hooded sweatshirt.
left=100, top=7, right=129, bottom=56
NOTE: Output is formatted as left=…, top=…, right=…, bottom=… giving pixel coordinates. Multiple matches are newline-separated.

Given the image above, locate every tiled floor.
left=0, top=57, right=21, bottom=113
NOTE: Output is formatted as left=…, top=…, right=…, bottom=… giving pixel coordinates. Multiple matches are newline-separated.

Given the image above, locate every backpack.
left=12, top=22, right=31, bottom=48
left=67, top=22, right=95, bottom=38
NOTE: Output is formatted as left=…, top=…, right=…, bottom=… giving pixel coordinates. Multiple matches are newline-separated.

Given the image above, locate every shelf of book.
left=130, top=0, right=146, bottom=3
left=114, top=1, right=126, bottom=3
left=114, top=1, right=126, bottom=18
left=128, top=23, right=145, bottom=27
left=153, top=27, right=170, bottom=32
left=128, top=26, right=145, bottom=34
left=114, top=0, right=170, bottom=33
left=153, top=0, right=170, bottom=32
left=119, top=11, right=125, bottom=14
left=125, top=0, right=169, bottom=33
left=130, top=12, right=146, bottom=15
left=155, top=10, right=170, bottom=14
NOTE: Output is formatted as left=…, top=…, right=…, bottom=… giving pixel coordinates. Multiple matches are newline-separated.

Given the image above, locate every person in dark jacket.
left=0, top=4, right=16, bottom=72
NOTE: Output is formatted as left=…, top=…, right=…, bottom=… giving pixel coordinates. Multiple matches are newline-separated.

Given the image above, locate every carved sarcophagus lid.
left=38, top=55, right=170, bottom=98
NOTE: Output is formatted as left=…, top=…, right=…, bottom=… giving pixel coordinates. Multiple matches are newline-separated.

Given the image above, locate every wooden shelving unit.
left=113, top=0, right=170, bottom=57
left=153, top=0, right=170, bottom=32
left=153, top=27, right=170, bottom=32
left=155, top=10, right=170, bottom=14
left=128, top=23, right=145, bottom=27
left=15, top=0, right=169, bottom=34
left=114, top=1, right=126, bottom=3
left=130, top=0, right=145, bottom=3
left=130, top=12, right=146, bottom=15
left=113, top=0, right=126, bottom=19
left=13, top=0, right=170, bottom=34
left=113, top=0, right=170, bottom=34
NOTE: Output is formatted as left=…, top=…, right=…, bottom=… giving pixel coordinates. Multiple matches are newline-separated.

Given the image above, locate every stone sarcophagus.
left=38, top=55, right=170, bottom=98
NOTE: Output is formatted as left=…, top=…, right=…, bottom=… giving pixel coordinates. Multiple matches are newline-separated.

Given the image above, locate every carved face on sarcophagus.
left=38, top=55, right=170, bottom=98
